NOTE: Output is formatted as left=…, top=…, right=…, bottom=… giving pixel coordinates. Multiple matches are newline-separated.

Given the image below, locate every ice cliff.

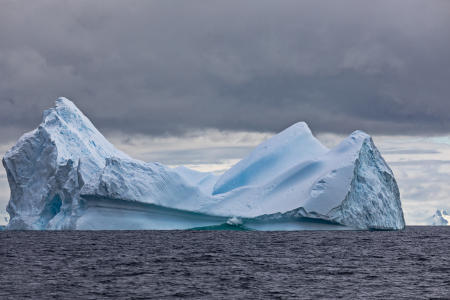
left=2, top=98, right=405, bottom=230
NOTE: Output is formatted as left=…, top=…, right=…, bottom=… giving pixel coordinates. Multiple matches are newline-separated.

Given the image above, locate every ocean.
left=0, top=227, right=448, bottom=299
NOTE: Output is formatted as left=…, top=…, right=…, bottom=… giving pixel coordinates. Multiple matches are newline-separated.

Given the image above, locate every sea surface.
left=0, top=226, right=449, bottom=299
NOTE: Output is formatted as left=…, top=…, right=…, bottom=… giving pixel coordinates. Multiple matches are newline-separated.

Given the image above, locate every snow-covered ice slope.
left=212, top=122, right=328, bottom=194
left=2, top=98, right=405, bottom=230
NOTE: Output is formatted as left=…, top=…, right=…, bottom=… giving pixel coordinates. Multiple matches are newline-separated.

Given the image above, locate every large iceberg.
left=2, top=98, right=405, bottom=230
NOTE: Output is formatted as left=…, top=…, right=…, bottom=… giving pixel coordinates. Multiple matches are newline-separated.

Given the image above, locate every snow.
left=173, top=166, right=218, bottom=195
left=2, top=98, right=405, bottom=230
left=212, top=122, right=328, bottom=195
left=80, top=157, right=214, bottom=212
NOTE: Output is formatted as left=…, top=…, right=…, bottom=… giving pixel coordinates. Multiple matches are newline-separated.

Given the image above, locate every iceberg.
left=429, top=209, right=449, bottom=226
left=2, top=98, right=405, bottom=230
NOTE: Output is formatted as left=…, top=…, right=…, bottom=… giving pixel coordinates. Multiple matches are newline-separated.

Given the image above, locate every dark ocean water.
left=0, top=227, right=449, bottom=299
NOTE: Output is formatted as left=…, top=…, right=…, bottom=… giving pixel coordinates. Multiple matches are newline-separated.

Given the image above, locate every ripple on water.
left=0, top=227, right=449, bottom=299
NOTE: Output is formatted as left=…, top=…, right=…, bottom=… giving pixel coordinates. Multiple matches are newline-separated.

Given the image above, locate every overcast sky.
left=1, top=1, right=449, bottom=224
left=1, top=0, right=450, bottom=140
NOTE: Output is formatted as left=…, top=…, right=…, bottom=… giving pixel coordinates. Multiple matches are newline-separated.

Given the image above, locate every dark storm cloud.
left=1, top=0, right=450, bottom=140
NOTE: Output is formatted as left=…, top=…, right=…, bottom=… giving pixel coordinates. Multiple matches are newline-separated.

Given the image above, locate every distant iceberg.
left=2, top=98, right=405, bottom=230
left=429, top=209, right=449, bottom=226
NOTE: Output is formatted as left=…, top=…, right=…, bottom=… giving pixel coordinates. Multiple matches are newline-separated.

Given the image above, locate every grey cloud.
left=390, top=160, right=450, bottom=166
left=1, top=0, right=450, bottom=141
left=141, top=146, right=254, bottom=165
left=382, top=149, right=441, bottom=155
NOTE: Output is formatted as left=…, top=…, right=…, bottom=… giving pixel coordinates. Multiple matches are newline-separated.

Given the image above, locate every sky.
left=1, top=0, right=449, bottom=224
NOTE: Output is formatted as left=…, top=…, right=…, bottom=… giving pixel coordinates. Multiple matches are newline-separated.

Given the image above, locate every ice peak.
left=350, top=130, right=371, bottom=140
left=40, top=97, right=129, bottom=164
left=272, top=122, right=315, bottom=141
left=212, top=121, right=328, bottom=195
left=55, top=97, right=77, bottom=108
left=282, top=121, right=311, bottom=134
left=330, top=130, right=372, bottom=155
left=43, top=97, right=85, bottom=124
